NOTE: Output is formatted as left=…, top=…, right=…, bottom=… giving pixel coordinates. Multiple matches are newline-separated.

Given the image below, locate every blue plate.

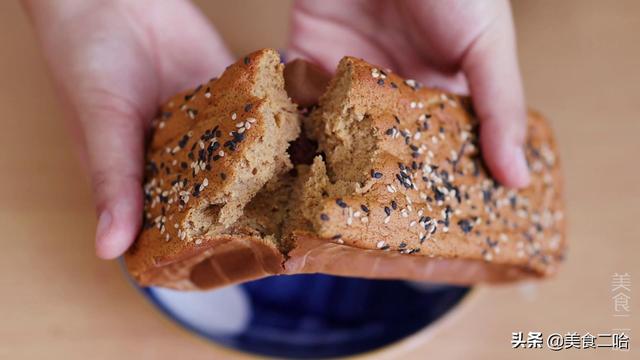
left=137, top=273, right=469, bottom=358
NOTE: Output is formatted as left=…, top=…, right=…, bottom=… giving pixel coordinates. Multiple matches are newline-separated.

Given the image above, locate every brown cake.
left=125, top=49, right=566, bottom=290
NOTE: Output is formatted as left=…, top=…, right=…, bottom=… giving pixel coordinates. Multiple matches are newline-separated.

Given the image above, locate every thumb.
left=78, top=100, right=145, bottom=259
left=461, top=8, right=531, bottom=188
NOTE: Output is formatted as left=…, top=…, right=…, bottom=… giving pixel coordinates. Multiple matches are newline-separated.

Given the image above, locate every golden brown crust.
left=301, top=57, right=565, bottom=277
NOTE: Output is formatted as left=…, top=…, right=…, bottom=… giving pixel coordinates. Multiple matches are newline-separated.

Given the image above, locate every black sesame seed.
left=220, top=173, right=227, bottom=180
left=331, top=234, right=342, bottom=240
left=336, top=199, right=347, bottom=208
left=433, top=186, right=445, bottom=202
left=320, top=213, right=330, bottom=221
left=180, top=162, right=188, bottom=170
left=377, top=79, right=385, bottom=86
left=232, top=131, right=244, bottom=142
left=394, top=115, right=401, bottom=124
left=208, top=141, right=219, bottom=154
left=458, top=219, right=473, bottom=234
left=371, top=170, right=383, bottom=179
left=360, top=204, right=369, bottom=212
left=399, top=242, right=407, bottom=249
left=483, top=190, right=492, bottom=204
left=391, top=200, right=398, bottom=210
left=244, top=56, right=250, bottom=65
left=385, top=128, right=395, bottom=136
left=224, top=140, right=237, bottom=151
left=390, top=82, right=398, bottom=89
left=244, top=103, right=253, bottom=112
left=384, top=206, right=391, bottom=216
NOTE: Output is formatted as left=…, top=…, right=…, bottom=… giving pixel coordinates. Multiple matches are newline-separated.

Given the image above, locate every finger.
left=78, top=100, right=146, bottom=259
left=288, top=0, right=396, bottom=72
left=461, top=7, right=530, bottom=188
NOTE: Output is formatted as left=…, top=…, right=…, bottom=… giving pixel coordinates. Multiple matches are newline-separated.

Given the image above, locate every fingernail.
left=512, top=146, right=531, bottom=187
left=96, top=210, right=112, bottom=242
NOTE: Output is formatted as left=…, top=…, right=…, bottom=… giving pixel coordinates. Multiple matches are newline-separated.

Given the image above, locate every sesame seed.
left=336, top=199, right=347, bottom=208
left=320, top=213, right=329, bottom=221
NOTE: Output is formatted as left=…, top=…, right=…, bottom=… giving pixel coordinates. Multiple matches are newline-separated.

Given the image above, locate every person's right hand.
left=23, top=0, right=233, bottom=259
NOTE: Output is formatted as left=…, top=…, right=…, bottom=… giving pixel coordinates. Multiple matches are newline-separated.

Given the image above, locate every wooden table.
left=1, top=1, right=637, bottom=358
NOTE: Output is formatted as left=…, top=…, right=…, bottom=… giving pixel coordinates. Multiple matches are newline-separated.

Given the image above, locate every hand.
left=24, top=0, right=232, bottom=258
left=289, top=0, right=531, bottom=188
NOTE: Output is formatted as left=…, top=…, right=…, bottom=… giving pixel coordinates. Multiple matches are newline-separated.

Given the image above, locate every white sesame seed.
left=231, top=112, right=237, bottom=120
left=376, top=240, right=386, bottom=249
